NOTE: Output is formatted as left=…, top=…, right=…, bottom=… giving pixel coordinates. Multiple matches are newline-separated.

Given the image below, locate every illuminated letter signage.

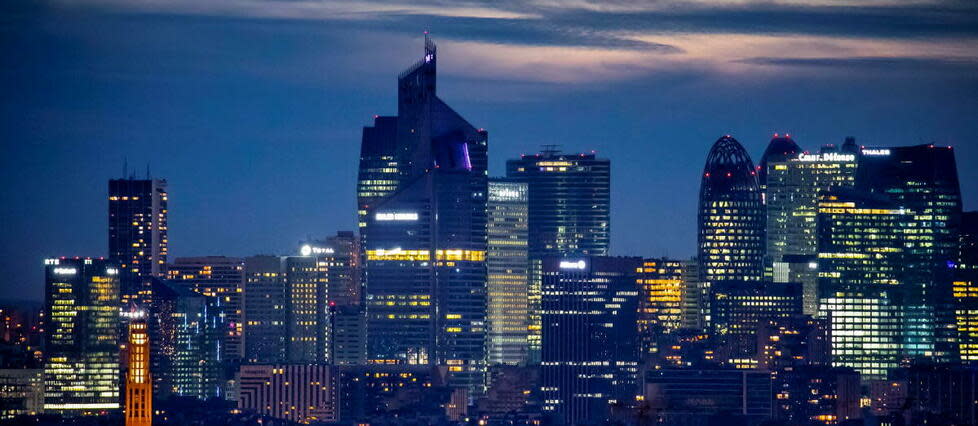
left=54, top=267, right=77, bottom=275
left=300, top=245, right=335, bottom=256
left=861, top=149, right=891, bottom=156
left=559, top=260, right=586, bottom=270
left=798, top=153, right=855, bottom=162
left=375, top=212, right=419, bottom=221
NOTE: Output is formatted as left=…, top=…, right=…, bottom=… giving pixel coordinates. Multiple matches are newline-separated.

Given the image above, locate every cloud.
left=33, top=0, right=978, bottom=86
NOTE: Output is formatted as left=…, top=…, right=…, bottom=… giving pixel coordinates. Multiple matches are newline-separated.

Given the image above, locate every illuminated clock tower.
left=125, top=318, right=152, bottom=426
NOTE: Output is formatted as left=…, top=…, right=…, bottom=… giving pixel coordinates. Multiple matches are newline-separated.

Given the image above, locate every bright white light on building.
left=559, top=260, right=586, bottom=270
left=376, top=212, right=419, bottom=221
left=300, top=245, right=334, bottom=256
left=53, top=267, right=76, bottom=275
left=798, top=153, right=855, bottom=162
left=106, top=268, right=119, bottom=275
left=808, top=262, right=818, bottom=269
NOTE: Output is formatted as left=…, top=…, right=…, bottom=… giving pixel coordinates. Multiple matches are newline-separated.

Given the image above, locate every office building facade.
left=243, top=255, right=287, bottom=363
left=168, top=256, right=245, bottom=362
left=816, top=191, right=910, bottom=380
left=358, top=36, right=489, bottom=392
left=637, top=258, right=685, bottom=357
left=238, top=364, right=338, bottom=423
left=710, top=281, right=803, bottom=366
left=43, top=257, right=121, bottom=415
left=956, top=211, right=978, bottom=364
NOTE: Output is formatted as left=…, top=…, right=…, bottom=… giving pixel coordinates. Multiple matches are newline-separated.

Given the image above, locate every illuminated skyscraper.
left=125, top=319, right=151, bottom=426
left=168, top=257, right=245, bottom=362
left=638, top=258, right=685, bottom=357
left=955, top=211, right=978, bottom=364
left=43, top=257, right=121, bottom=415
left=487, top=178, right=529, bottom=366
left=284, top=254, right=331, bottom=363
left=109, top=178, right=168, bottom=301
left=358, top=36, right=489, bottom=393
left=817, top=190, right=909, bottom=380
left=540, top=256, right=641, bottom=424
left=766, top=142, right=858, bottom=314
left=697, top=136, right=764, bottom=327
left=857, top=144, right=962, bottom=362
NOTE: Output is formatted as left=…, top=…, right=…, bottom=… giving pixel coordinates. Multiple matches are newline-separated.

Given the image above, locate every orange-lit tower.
left=125, top=319, right=152, bottom=426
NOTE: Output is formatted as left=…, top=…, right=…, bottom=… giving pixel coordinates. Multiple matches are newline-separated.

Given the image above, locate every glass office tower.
left=109, top=178, right=168, bottom=301
left=43, top=258, right=120, bottom=415
left=358, top=36, right=489, bottom=393
left=487, top=178, right=529, bottom=366
left=856, top=144, right=962, bottom=363
left=816, top=190, right=910, bottom=380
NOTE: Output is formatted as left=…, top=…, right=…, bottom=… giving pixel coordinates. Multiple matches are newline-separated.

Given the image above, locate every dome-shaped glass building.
left=697, top=135, right=765, bottom=285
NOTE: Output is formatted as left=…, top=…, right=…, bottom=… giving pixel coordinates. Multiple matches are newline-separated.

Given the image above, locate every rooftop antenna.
left=123, top=157, right=129, bottom=179
left=541, top=144, right=562, bottom=157
left=146, top=162, right=151, bottom=179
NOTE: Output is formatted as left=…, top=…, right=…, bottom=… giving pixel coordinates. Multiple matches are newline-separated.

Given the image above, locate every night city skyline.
left=3, top=3, right=978, bottom=424
left=4, top=0, right=978, bottom=302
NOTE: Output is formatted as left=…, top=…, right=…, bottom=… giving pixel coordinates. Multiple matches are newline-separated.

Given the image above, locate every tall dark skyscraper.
left=506, top=149, right=610, bottom=363
left=43, top=257, right=121, bottom=415
left=358, top=36, right=489, bottom=393
left=243, top=255, right=287, bottom=363
left=857, top=145, right=962, bottom=363
left=540, top=256, right=641, bottom=424
left=109, top=178, right=168, bottom=300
